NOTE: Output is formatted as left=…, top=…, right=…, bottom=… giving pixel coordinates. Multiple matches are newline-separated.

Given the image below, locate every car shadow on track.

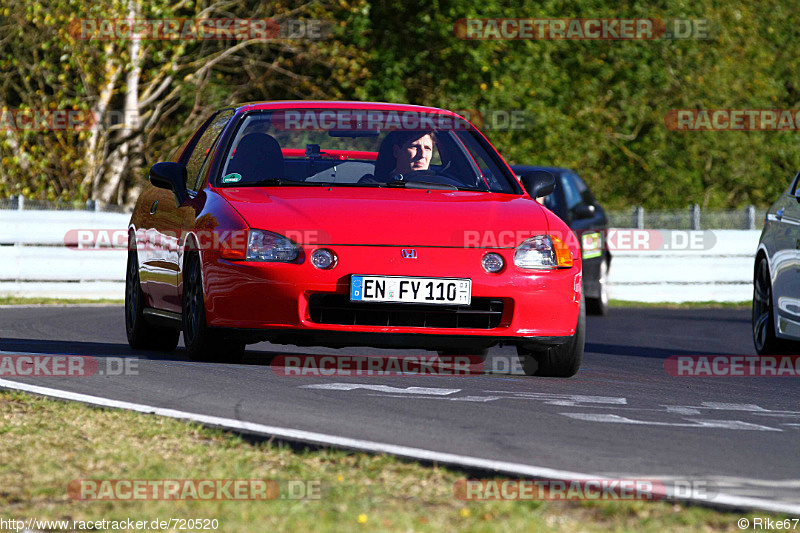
left=1, top=337, right=751, bottom=367
left=584, top=342, right=753, bottom=359
left=0, top=338, right=166, bottom=358
left=0, top=337, right=383, bottom=368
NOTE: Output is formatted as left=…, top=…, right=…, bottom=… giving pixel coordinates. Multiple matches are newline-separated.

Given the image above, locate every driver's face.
left=393, top=134, right=433, bottom=174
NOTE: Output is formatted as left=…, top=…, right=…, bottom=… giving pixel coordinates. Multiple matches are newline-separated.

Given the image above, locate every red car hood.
left=217, top=187, right=549, bottom=247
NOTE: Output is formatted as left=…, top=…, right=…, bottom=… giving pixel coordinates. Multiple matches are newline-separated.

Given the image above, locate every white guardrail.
left=606, top=230, right=761, bottom=303
left=0, top=211, right=762, bottom=302
left=0, top=211, right=130, bottom=299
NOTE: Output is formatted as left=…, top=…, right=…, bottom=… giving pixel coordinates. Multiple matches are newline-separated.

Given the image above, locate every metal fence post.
left=745, top=205, right=755, bottom=230
left=690, top=204, right=700, bottom=230
left=633, top=206, right=644, bottom=229
left=17, top=195, right=24, bottom=211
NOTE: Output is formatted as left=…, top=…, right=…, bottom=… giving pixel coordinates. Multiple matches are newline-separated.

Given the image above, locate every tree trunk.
left=100, top=0, right=143, bottom=204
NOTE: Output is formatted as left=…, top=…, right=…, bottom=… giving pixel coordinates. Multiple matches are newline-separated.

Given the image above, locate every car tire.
left=586, top=259, right=609, bottom=316
left=517, top=296, right=585, bottom=377
left=752, top=257, right=796, bottom=355
left=125, top=247, right=180, bottom=351
left=182, top=252, right=245, bottom=363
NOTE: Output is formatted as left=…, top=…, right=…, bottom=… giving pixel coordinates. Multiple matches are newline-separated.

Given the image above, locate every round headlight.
left=482, top=252, right=505, bottom=273
left=311, top=248, right=336, bottom=269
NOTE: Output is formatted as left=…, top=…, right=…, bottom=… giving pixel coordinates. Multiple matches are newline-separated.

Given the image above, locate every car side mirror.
left=520, top=170, right=556, bottom=199
left=149, top=162, right=188, bottom=207
left=572, top=203, right=596, bottom=220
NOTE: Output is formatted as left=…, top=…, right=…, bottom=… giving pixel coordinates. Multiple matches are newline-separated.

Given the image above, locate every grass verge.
left=0, top=389, right=782, bottom=532
left=608, top=299, right=749, bottom=309
left=0, top=297, right=123, bottom=305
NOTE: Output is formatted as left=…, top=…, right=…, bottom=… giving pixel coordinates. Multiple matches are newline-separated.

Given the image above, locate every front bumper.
left=201, top=245, right=581, bottom=348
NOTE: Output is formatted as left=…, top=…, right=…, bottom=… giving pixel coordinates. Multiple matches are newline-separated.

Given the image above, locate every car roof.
left=232, top=100, right=464, bottom=118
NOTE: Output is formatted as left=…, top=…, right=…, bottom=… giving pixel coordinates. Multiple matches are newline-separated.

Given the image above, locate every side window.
left=791, top=171, right=800, bottom=196
left=571, top=171, right=596, bottom=205
left=561, top=173, right=583, bottom=212
left=185, top=109, right=235, bottom=191
left=543, top=184, right=559, bottom=212
left=453, top=131, right=516, bottom=193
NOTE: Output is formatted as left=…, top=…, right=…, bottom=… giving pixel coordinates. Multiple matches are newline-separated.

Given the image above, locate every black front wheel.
left=517, top=296, right=585, bottom=377
left=752, top=258, right=795, bottom=355
left=182, top=253, right=245, bottom=363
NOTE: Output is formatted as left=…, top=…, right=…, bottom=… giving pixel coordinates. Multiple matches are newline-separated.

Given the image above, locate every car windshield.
left=217, top=109, right=518, bottom=193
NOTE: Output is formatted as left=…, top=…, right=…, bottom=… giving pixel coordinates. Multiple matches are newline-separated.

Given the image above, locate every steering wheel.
left=430, top=161, right=484, bottom=188
left=396, top=169, right=465, bottom=188
left=357, top=173, right=380, bottom=184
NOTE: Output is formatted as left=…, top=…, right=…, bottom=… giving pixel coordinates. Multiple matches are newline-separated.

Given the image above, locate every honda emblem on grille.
left=401, top=249, right=417, bottom=259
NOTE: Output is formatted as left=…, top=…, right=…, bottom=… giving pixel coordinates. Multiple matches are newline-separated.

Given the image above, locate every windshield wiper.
left=230, top=178, right=463, bottom=189
left=385, top=179, right=458, bottom=190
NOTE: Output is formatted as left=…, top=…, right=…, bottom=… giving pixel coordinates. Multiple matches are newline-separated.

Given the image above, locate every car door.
left=559, top=171, right=608, bottom=295
left=560, top=172, right=593, bottom=239
left=567, top=171, right=607, bottom=258
left=136, top=129, right=199, bottom=311
left=574, top=172, right=606, bottom=227
left=177, top=108, right=237, bottom=272
left=140, top=114, right=221, bottom=312
left=136, top=180, right=181, bottom=311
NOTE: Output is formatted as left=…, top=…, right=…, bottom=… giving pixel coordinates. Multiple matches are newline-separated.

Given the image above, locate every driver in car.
left=390, top=130, right=435, bottom=176
left=358, top=130, right=440, bottom=184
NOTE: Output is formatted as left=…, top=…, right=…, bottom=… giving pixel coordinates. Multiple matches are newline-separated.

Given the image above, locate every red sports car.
left=125, top=101, right=584, bottom=376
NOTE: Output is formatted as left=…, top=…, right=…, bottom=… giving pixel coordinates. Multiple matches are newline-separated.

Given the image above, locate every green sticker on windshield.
left=222, top=173, right=242, bottom=184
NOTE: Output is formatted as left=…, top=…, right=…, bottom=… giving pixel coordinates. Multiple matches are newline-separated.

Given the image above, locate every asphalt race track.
left=2, top=305, right=799, bottom=513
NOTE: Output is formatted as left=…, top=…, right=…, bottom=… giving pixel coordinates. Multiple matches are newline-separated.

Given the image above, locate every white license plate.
left=350, top=275, right=471, bottom=305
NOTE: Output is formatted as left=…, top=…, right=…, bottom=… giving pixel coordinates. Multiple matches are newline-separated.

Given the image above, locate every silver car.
left=753, top=171, right=800, bottom=353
